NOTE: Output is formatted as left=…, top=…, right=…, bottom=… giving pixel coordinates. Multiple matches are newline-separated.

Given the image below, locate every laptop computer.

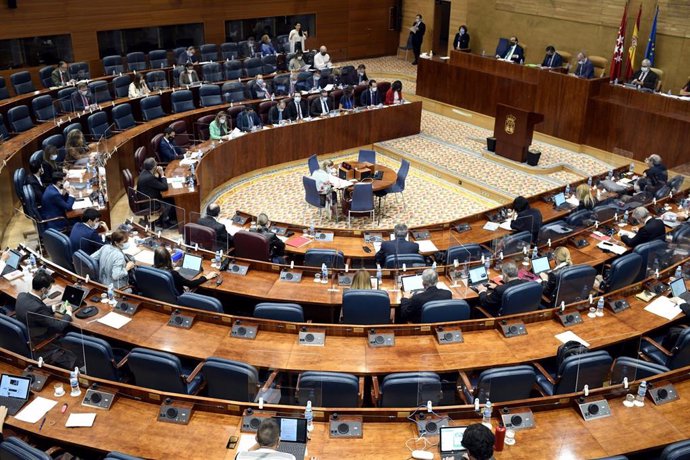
left=178, top=253, right=203, bottom=279
left=0, top=374, right=32, bottom=416
left=669, top=278, right=690, bottom=302
left=61, top=285, right=88, bottom=308
left=275, top=417, right=308, bottom=459
left=531, top=256, right=551, bottom=275
left=401, top=274, right=425, bottom=294
left=439, top=426, right=468, bottom=460
left=1, top=249, right=23, bottom=276
left=468, top=266, right=489, bottom=287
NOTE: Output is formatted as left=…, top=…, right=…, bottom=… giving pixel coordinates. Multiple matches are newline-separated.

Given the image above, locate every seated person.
left=177, top=46, right=199, bottom=66
left=236, top=418, right=296, bottom=460
left=476, top=261, right=525, bottom=316
left=51, top=61, right=72, bottom=87
left=40, top=145, right=59, bottom=184
left=629, top=59, right=658, bottom=90
left=461, top=424, right=495, bottom=460
left=15, top=270, right=76, bottom=369
left=153, top=247, right=217, bottom=293
left=339, top=86, right=355, bottom=110
left=71, top=83, right=93, bottom=111
left=541, top=246, right=573, bottom=299
left=251, top=74, right=272, bottom=99
left=385, top=80, right=403, bottom=105
left=288, top=94, right=308, bottom=120
left=454, top=25, right=470, bottom=51
left=310, top=89, right=332, bottom=117
left=159, top=127, right=185, bottom=162
left=269, top=100, right=291, bottom=124
left=510, top=196, right=542, bottom=241
left=236, top=106, right=262, bottom=132
left=64, top=129, right=91, bottom=166
left=288, top=52, right=307, bottom=71
left=243, top=37, right=258, bottom=58
left=311, top=69, right=327, bottom=91
left=69, top=207, right=107, bottom=254
left=400, top=269, right=452, bottom=323
left=355, top=64, right=369, bottom=85
left=574, top=52, right=595, bottom=79
left=260, top=35, right=277, bottom=56
left=137, top=158, right=173, bottom=226
left=91, top=230, right=135, bottom=289
left=575, top=183, right=597, bottom=210
left=287, top=71, right=299, bottom=95
left=26, top=161, right=46, bottom=203
left=681, top=79, right=690, bottom=96
left=350, top=269, right=372, bottom=290
left=620, top=207, right=665, bottom=248
left=179, top=63, right=200, bottom=86
left=311, top=160, right=338, bottom=214
left=41, top=171, right=75, bottom=231
left=128, top=73, right=150, bottom=98
left=209, top=111, right=230, bottom=140
left=313, top=46, right=333, bottom=70
left=360, top=80, right=381, bottom=106
left=635, top=154, right=667, bottom=193
left=497, top=36, right=524, bottom=63
left=541, top=45, right=563, bottom=68
left=252, top=213, right=286, bottom=264
left=375, top=223, right=420, bottom=266
left=198, top=202, right=233, bottom=251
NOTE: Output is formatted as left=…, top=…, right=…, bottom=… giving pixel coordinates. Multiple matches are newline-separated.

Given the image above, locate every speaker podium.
left=493, top=104, right=544, bottom=163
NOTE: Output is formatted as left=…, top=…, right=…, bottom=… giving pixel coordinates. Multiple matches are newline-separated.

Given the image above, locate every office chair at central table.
left=183, top=223, right=216, bottom=250
left=348, top=182, right=375, bottom=226
left=376, top=158, right=410, bottom=213
left=303, top=176, right=327, bottom=221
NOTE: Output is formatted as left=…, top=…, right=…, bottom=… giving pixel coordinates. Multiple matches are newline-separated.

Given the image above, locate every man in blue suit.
left=70, top=207, right=107, bottom=254
left=574, top=52, right=595, bottom=79
left=375, top=223, right=420, bottom=267
left=360, top=80, right=380, bottom=106
left=158, top=127, right=184, bottom=163
left=497, top=37, right=524, bottom=63
left=41, top=172, right=75, bottom=231
left=236, top=106, right=262, bottom=132
left=541, top=46, right=563, bottom=68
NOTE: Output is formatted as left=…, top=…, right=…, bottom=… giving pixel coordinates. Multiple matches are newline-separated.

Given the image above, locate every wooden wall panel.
left=494, top=0, right=626, bottom=27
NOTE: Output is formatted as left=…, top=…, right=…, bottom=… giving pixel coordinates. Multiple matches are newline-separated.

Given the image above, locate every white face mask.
left=321, top=96, right=327, bottom=101
left=219, top=118, right=226, bottom=124
left=641, top=66, right=649, bottom=72
left=50, top=155, right=58, bottom=161
left=79, top=89, right=88, bottom=95
left=120, top=242, right=130, bottom=250
left=578, top=60, right=585, bottom=65
left=90, top=221, right=99, bottom=229
left=294, top=97, right=301, bottom=103
left=371, top=87, right=377, bottom=92
left=257, top=79, right=263, bottom=84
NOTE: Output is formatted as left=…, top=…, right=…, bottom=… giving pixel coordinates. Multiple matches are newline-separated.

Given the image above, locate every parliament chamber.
left=2, top=1, right=690, bottom=459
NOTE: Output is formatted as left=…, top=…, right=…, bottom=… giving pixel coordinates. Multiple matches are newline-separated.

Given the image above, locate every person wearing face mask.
left=356, top=64, right=369, bottom=85
left=41, top=171, right=75, bottom=231
left=65, top=129, right=91, bottom=165
left=243, top=37, right=258, bottom=58
left=340, top=86, right=355, bottom=110
left=128, top=73, right=151, bottom=98
left=288, top=22, right=308, bottom=54
left=236, top=106, right=263, bottom=132
left=251, top=213, right=286, bottom=264
left=289, top=52, right=307, bottom=71
left=40, top=145, right=60, bottom=183
left=137, top=158, right=174, bottom=227
left=287, top=94, right=307, bottom=120
left=310, top=160, right=339, bottom=217
left=71, top=82, right=93, bottom=111
left=360, top=79, right=380, bottom=106
left=409, top=14, right=426, bottom=65
left=153, top=247, right=218, bottom=293
left=69, top=207, right=108, bottom=254
left=209, top=111, right=230, bottom=140
left=15, top=270, right=77, bottom=369
left=269, top=100, right=291, bottom=124
left=313, top=46, right=333, bottom=70
left=26, top=161, right=46, bottom=203
left=498, top=36, right=524, bottom=63
left=385, top=80, right=404, bottom=105
left=620, top=206, right=665, bottom=248
left=260, top=34, right=277, bottom=56
left=288, top=71, right=300, bottom=95
left=453, top=25, right=470, bottom=51
left=177, top=46, right=199, bottom=66
left=629, top=58, right=658, bottom=90
left=251, top=74, right=272, bottom=99
left=51, top=60, right=73, bottom=87
left=310, top=89, right=332, bottom=117
left=541, top=46, right=563, bottom=69
left=574, top=52, right=594, bottom=79
left=179, top=63, right=200, bottom=86
left=159, top=127, right=185, bottom=162
left=311, top=69, right=326, bottom=91
left=92, top=230, right=136, bottom=289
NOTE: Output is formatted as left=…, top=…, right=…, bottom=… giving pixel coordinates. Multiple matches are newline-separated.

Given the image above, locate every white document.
left=644, top=296, right=682, bottom=321
left=437, top=281, right=452, bottom=292
left=66, top=169, right=85, bottom=180
left=179, top=158, right=198, bottom=167
left=596, top=241, right=627, bottom=255
left=618, top=230, right=636, bottom=239
left=373, top=242, right=382, bottom=253
left=566, top=196, right=580, bottom=206
left=72, top=198, right=94, bottom=210
left=66, top=413, right=97, bottom=427
left=97, top=312, right=132, bottom=329
left=218, top=219, right=244, bottom=236
left=122, top=244, right=142, bottom=257
left=483, top=222, right=500, bottom=231
left=555, top=331, right=590, bottom=347
left=168, top=176, right=185, bottom=184
left=236, top=433, right=257, bottom=453
left=499, top=219, right=513, bottom=231
left=171, top=182, right=183, bottom=189
left=417, top=240, right=439, bottom=253
left=134, top=249, right=155, bottom=266
left=15, top=397, right=57, bottom=423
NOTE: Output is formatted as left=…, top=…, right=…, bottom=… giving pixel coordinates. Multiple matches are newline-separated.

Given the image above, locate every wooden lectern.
left=493, top=104, right=544, bottom=163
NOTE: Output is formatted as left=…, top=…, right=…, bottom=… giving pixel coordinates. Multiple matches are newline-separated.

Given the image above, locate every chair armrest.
left=31, top=334, right=59, bottom=352
left=370, top=376, right=381, bottom=405
left=533, top=362, right=556, bottom=385
left=641, top=336, right=673, bottom=357
left=45, top=446, right=65, bottom=456
left=358, top=377, right=365, bottom=407
left=184, top=361, right=205, bottom=384
left=475, top=306, right=493, bottom=318
left=260, top=369, right=279, bottom=395
left=457, top=371, right=473, bottom=404
left=533, top=382, right=547, bottom=397
left=115, top=355, right=128, bottom=368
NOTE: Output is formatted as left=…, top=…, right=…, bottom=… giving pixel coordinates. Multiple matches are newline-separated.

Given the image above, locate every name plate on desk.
left=500, top=321, right=527, bottom=338
left=280, top=270, right=302, bottom=282
left=231, top=321, right=258, bottom=340
left=227, top=263, right=249, bottom=276
left=314, top=231, right=334, bottom=242
left=168, top=310, right=195, bottom=329
left=299, top=328, right=325, bottom=346
left=436, top=327, right=463, bottom=344
left=368, top=330, right=395, bottom=347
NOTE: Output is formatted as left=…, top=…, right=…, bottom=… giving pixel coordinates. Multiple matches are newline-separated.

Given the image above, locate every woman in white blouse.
left=128, top=73, right=150, bottom=98
left=288, top=23, right=308, bottom=54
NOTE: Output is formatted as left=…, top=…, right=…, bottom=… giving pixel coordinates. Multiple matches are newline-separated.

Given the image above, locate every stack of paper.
left=644, top=296, right=682, bottom=320
left=555, top=331, right=590, bottom=347
left=417, top=240, right=439, bottom=253
left=483, top=222, right=500, bottom=231
left=97, top=312, right=132, bottom=329
left=66, top=413, right=97, bottom=427
left=15, top=397, right=57, bottom=423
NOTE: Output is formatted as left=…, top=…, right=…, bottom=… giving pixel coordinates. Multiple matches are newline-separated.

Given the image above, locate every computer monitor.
left=439, top=426, right=468, bottom=455
left=531, top=256, right=550, bottom=274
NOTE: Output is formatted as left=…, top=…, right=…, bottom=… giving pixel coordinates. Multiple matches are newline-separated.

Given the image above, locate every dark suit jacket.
left=15, top=292, right=72, bottom=344
left=503, top=44, right=525, bottom=62
left=287, top=100, right=308, bottom=120
left=26, top=174, right=45, bottom=203
left=541, top=52, right=563, bottom=68
left=71, top=91, right=93, bottom=111
left=159, top=137, right=184, bottom=163
left=621, top=218, right=666, bottom=248
left=400, top=285, right=453, bottom=323
left=198, top=215, right=233, bottom=250
left=410, top=21, right=426, bottom=45
left=479, top=278, right=526, bottom=316
left=630, top=69, right=658, bottom=90
left=236, top=111, right=262, bottom=132
left=454, top=32, right=470, bottom=50
left=170, top=269, right=208, bottom=294
left=51, top=68, right=70, bottom=86
left=177, top=53, right=199, bottom=66
left=136, top=170, right=168, bottom=201
left=575, top=59, right=595, bottom=79
left=644, top=164, right=668, bottom=188
left=268, top=106, right=291, bottom=124
left=310, top=97, right=332, bottom=117
left=256, top=227, right=285, bottom=257
left=41, top=185, right=74, bottom=230
left=360, top=89, right=380, bottom=106
left=511, top=207, right=543, bottom=241
left=355, top=72, right=369, bottom=85
left=310, top=77, right=328, bottom=91
left=251, top=83, right=271, bottom=100
left=375, top=237, right=420, bottom=266
left=69, top=222, right=100, bottom=254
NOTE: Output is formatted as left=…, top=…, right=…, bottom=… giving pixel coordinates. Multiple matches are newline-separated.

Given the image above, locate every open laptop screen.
left=0, top=374, right=30, bottom=400
left=531, top=256, right=550, bottom=274
left=553, top=192, right=565, bottom=207
left=670, top=278, right=687, bottom=297
left=181, top=254, right=202, bottom=271
left=275, top=417, right=307, bottom=443
left=468, top=266, right=488, bottom=284
left=439, top=426, right=468, bottom=453
left=401, top=274, right=424, bottom=292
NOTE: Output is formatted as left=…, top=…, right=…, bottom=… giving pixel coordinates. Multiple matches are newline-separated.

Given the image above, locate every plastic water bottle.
left=376, top=264, right=383, bottom=289
left=607, top=170, right=614, bottom=180
left=596, top=297, right=605, bottom=317
left=484, top=256, right=491, bottom=270
left=107, top=283, right=114, bottom=302
left=587, top=176, right=593, bottom=187
left=309, top=221, right=315, bottom=238
left=214, top=251, right=221, bottom=266
left=98, top=192, right=105, bottom=208
left=321, top=263, right=328, bottom=284
left=69, top=368, right=81, bottom=396
left=532, top=246, right=539, bottom=259
left=565, top=184, right=571, bottom=197
left=304, top=400, right=314, bottom=431
left=482, top=400, right=492, bottom=428
left=29, top=254, right=37, bottom=272
left=190, top=162, right=196, bottom=179
left=674, top=266, right=683, bottom=280
left=635, top=381, right=647, bottom=406
left=629, top=163, right=635, bottom=173
left=623, top=210, right=629, bottom=223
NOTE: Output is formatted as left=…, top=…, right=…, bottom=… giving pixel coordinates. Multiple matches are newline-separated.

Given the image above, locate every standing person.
left=409, top=14, right=426, bottom=65
left=384, top=80, right=403, bottom=105
left=453, top=25, right=470, bottom=51
left=128, top=73, right=150, bottom=98
left=91, top=230, right=136, bottom=289
left=288, top=22, right=308, bottom=54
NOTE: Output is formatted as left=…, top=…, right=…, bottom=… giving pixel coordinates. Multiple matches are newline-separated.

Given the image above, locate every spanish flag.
left=624, top=4, right=643, bottom=81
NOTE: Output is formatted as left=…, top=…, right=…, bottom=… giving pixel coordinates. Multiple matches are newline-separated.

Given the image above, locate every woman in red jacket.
left=384, top=80, right=404, bottom=105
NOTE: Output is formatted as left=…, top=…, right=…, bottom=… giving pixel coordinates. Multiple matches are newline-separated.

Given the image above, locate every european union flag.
left=645, top=5, right=659, bottom=66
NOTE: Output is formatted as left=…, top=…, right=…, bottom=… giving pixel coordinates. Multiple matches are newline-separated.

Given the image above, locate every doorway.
left=433, top=0, right=451, bottom=54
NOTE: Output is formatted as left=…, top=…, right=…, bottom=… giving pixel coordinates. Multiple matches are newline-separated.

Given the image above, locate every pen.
left=39, top=417, right=46, bottom=431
